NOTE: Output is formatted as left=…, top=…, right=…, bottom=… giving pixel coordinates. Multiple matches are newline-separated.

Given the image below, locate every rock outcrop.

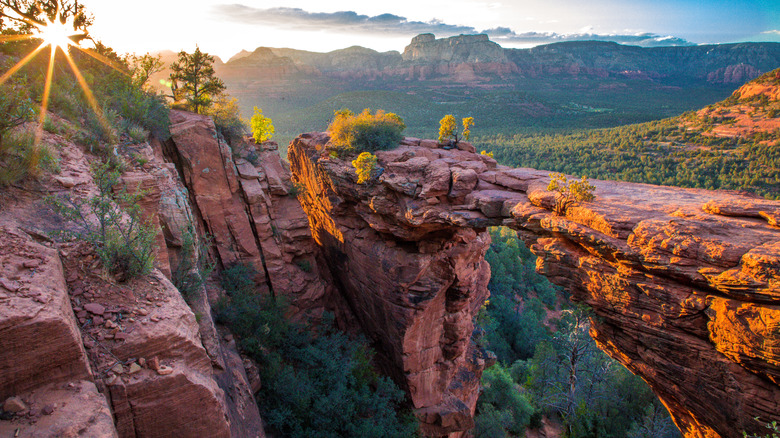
left=0, top=122, right=265, bottom=437
left=0, top=226, right=118, bottom=437
left=164, top=110, right=330, bottom=314
left=402, top=33, right=509, bottom=64
left=119, top=137, right=266, bottom=438
left=288, top=134, right=780, bottom=438
left=0, top=227, right=92, bottom=399
left=288, top=134, right=493, bottom=437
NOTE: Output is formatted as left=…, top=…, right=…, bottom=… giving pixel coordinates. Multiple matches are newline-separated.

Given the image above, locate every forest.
left=473, top=228, right=679, bottom=438
left=473, top=71, right=780, bottom=200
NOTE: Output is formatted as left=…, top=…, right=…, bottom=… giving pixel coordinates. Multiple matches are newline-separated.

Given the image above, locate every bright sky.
left=79, top=0, right=780, bottom=60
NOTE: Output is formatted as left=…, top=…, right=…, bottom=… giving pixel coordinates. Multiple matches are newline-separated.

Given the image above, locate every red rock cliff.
left=288, top=133, right=780, bottom=438
left=0, top=127, right=264, bottom=437
left=164, top=111, right=331, bottom=314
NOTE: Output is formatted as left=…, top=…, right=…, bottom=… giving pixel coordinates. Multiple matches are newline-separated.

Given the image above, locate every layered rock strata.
left=288, top=133, right=780, bottom=438
left=289, top=134, right=494, bottom=436
left=117, top=138, right=266, bottom=437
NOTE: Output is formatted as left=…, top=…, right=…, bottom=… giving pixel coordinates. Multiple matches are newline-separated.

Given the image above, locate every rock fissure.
left=243, top=201, right=277, bottom=298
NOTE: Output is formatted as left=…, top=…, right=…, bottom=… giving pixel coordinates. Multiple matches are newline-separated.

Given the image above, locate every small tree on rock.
left=438, top=114, right=475, bottom=145
left=128, top=53, right=164, bottom=90
left=547, top=173, right=596, bottom=215
left=250, top=106, right=274, bottom=143
left=352, top=152, right=378, bottom=184
left=169, top=47, right=225, bottom=114
left=462, top=116, right=474, bottom=140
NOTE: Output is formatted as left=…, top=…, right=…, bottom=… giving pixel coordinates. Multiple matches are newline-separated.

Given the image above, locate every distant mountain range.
left=151, top=34, right=780, bottom=140
left=481, top=67, right=780, bottom=199
left=210, top=33, right=780, bottom=85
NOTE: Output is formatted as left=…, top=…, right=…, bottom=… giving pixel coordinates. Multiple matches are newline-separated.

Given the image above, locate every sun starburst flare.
left=34, top=18, right=74, bottom=50
left=0, top=4, right=120, bottom=154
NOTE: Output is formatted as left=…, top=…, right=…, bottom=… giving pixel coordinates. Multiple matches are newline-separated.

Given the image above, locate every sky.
left=78, top=0, right=780, bottom=61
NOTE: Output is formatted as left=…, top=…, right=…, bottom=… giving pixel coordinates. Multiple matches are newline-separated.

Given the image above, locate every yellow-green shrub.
left=351, top=152, right=378, bottom=184
left=438, top=114, right=475, bottom=144
left=250, top=106, right=274, bottom=143
left=327, top=108, right=405, bottom=156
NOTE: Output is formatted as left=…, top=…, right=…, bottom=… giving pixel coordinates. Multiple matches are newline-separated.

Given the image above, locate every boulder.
left=0, top=227, right=91, bottom=400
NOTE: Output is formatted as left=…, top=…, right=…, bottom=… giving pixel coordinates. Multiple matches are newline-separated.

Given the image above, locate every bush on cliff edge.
left=327, top=108, right=405, bottom=156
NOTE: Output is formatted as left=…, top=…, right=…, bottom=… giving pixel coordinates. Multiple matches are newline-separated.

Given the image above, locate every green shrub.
left=547, top=172, right=596, bottom=215
left=743, top=419, right=780, bottom=438
left=327, top=108, right=405, bottom=156
left=207, top=94, right=246, bottom=142
left=125, top=123, right=149, bottom=143
left=0, top=70, right=36, bottom=146
left=295, top=259, right=312, bottom=273
left=0, top=130, right=59, bottom=186
left=288, top=181, right=305, bottom=198
left=48, top=161, right=156, bottom=281
left=220, top=263, right=259, bottom=296
left=49, top=83, right=84, bottom=122
left=172, top=225, right=215, bottom=303
left=84, top=107, right=119, bottom=144
left=475, top=363, right=536, bottom=437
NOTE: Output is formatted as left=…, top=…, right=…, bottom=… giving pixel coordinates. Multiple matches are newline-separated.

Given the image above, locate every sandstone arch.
left=288, top=133, right=780, bottom=438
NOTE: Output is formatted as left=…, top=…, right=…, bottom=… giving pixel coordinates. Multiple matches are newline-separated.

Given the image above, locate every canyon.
left=2, top=111, right=779, bottom=437
left=145, top=34, right=780, bottom=141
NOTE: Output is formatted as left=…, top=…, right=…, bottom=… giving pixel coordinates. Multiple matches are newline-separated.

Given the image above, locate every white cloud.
left=214, top=5, right=695, bottom=48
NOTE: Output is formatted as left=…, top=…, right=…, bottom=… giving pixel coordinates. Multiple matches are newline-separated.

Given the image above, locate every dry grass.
left=0, top=129, right=59, bottom=186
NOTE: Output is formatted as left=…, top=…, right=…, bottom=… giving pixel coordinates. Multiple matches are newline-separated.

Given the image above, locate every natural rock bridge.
left=288, top=133, right=780, bottom=438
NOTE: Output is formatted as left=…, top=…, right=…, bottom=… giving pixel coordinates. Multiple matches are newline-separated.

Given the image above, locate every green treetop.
left=169, top=47, right=225, bottom=114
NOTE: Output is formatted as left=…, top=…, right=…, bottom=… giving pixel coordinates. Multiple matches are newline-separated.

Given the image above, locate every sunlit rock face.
left=402, top=33, right=508, bottom=64
left=289, top=133, right=780, bottom=438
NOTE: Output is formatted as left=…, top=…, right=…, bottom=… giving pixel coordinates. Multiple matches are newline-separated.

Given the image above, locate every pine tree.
left=169, top=47, right=225, bottom=114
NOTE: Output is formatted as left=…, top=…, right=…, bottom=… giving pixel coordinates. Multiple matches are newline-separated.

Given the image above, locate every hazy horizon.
left=77, top=0, right=780, bottom=60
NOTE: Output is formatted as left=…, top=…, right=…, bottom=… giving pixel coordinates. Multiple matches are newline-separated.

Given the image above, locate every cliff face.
left=0, top=126, right=263, bottom=437
left=164, top=110, right=331, bottom=314
left=288, top=134, right=780, bottom=438
left=0, top=110, right=342, bottom=437
left=288, top=133, right=493, bottom=436
left=402, top=33, right=509, bottom=64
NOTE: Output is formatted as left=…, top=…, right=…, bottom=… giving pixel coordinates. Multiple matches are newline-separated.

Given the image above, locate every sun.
left=0, top=1, right=125, bottom=151
left=35, top=19, right=75, bottom=50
